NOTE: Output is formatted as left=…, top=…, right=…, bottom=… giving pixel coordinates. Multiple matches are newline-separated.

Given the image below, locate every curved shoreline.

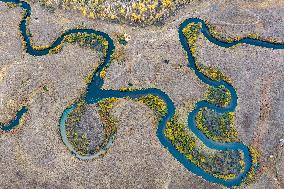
left=59, top=103, right=115, bottom=160
left=1, top=0, right=284, bottom=187
left=0, top=106, right=28, bottom=131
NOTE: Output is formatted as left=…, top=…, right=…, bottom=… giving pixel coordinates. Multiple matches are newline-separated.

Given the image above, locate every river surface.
left=1, top=0, right=284, bottom=187
left=0, top=106, right=28, bottom=131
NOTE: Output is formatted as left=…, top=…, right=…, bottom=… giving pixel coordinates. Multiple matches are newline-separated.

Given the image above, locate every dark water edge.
left=1, top=106, right=28, bottom=131
left=1, top=0, right=284, bottom=187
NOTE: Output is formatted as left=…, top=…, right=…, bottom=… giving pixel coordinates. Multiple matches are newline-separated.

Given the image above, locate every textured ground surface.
left=0, top=0, right=283, bottom=188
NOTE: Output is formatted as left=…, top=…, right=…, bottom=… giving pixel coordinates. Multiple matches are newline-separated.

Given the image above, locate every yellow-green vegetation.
left=19, top=17, right=109, bottom=57
left=33, top=45, right=49, bottom=51
left=213, top=173, right=236, bottom=180
left=183, top=22, right=240, bottom=146
left=0, top=109, right=28, bottom=134
left=208, top=23, right=283, bottom=45
left=164, top=115, right=196, bottom=155
left=100, top=68, right=107, bottom=79
left=206, top=85, right=231, bottom=107
left=19, top=32, right=27, bottom=50
left=111, top=48, right=127, bottom=63
left=65, top=101, right=86, bottom=126
left=63, top=32, right=109, bottom=55
left=49, top=43, right=63, bottom=54
left=243, top=146, right=260, bottom=184
left=165, top=114, right=243, bottom=179
left=118, top=87, right=138, bottom=92
left=84, top=62, right=101, bottom=84
left=198, top=65, right=232, bottom=82
left=69, top=131, right=91, bottom=156
left=182, top=22, right=201, bottom=56
left=22, top=31, right=110, bottom=86
left=137, top=94, right=168, bottom=117
left=56, top=32, right=110, bottom=86
left=36, top=0, right=193, bottom=25
left=6, top=2, right=17, bottom=8
left=180, top=22, right=246, bottom=180
left=208, top=24, right=240, bottom=43
left=65, top=98, right=118, bottom=156
left=258, top=36, right=284, bottom=44
left=65, top=101, right=90, bottom=155
left=97, top=97, right=118, bottom=142
left=84, top=71, right=95, bottom=84
left=29, top=38, right=50, bottom=51
left=43, top=85, right=49, bottom=92
left=183, top=23, right=233, bottom=83
left=195, top=108, right=239, bottom=143
left=116, top=33, right=129, bottom=45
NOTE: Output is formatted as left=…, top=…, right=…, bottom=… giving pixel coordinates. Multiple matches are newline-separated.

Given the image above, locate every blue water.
left=0, top=106, right=28, bottom=131
left=1, top=0, right=284, bottom=187
left=59, top=104, right=116, bottom=160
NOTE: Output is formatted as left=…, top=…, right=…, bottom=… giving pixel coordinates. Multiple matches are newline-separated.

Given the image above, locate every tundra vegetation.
left=137, top=94, right=168, bottom=117
left=65, top=102, right=91, bottom=156
left=195, top=85, right=239, bottom=143
left=183, top=22, right=239, bottom=143
left=207, top=22, right=283, bottom=44
left=164, top=115, right=244, bottom=180
left=170, top=21, right=257, bottom=181
left=40, top=30, right=114, bottom=156
left=206, top=85, right=231, bottom=108
left=63, top=32, right=109, bottom=56
left=11, top=3, right=262, bottom=183
left=57, top=28, right=244, bottom=177
left=116, top=33, right=130, bottom=45
left=243, top=146, right=260, bottom=184
left=195, top=108, right=239, bottom=143
left=182, top=23, right=233, bottom=83
left=65, top=98, right=118, bottom=156
left=30, top=0, right=194, bottom=25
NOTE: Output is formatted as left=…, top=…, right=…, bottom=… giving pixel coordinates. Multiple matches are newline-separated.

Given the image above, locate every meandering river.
left=1, top=0, right=283, bottom=187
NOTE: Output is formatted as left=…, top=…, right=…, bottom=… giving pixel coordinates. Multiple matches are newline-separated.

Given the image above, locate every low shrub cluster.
left=165, top=115, right=243, bottom=179
left=33, top=0, right=194, bottom=25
